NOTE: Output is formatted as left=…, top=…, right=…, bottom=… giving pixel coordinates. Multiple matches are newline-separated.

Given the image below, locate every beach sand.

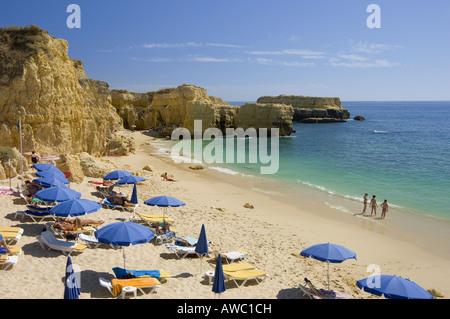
left=0, top=131, right=448, bottom=300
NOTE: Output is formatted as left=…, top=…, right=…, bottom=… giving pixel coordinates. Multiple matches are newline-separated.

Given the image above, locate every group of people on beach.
left=362, top=193, right=388, bottom=219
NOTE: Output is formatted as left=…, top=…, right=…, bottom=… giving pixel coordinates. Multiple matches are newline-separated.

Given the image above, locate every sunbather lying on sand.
left=163, top=172, right=176, bottom=182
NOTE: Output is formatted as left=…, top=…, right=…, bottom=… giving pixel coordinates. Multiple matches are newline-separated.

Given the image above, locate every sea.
left=152, top=101, right=450, bottom=223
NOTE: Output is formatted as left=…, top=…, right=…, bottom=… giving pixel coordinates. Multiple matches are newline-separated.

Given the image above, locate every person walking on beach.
left=380, top=199, right=389, bottom=219
left=370, top=195, right=378, bottom=216
left=362, top=193, right=368, bottom=215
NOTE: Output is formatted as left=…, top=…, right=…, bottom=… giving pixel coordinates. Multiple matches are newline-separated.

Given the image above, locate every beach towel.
left=111, top=277, right=160, bottom=296
left=113, top=267, right=161, bottom=279
left=175, top=236, right=197, bottom=246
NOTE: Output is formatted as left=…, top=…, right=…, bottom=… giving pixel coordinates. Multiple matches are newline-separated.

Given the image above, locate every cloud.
left=141, top=42, right=246, bottom=49
left=255, top=57, right=315, bottom=67
left=329, top=58, right=399, bottom=68
left=186, top=56, right=241, bottom=63
left=351, top=42, right=403, bottom=54
left=131, top=56, right=241, bottom=63
left=248, top=49, right=325, bottom=59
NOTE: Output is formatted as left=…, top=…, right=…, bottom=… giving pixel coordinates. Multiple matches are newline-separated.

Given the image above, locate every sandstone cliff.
left=257, top=95, right=350, bottom=123
left=0, top=25, right=124, bottom=158
left=111, top=84, right=294, bottom=137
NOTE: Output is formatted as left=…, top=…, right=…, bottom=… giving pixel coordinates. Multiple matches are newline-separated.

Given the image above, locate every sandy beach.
left=0, top=130, right=448, bottom=300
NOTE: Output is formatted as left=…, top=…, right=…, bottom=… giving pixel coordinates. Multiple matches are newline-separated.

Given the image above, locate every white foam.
left=209, top=166, right=240, bottom=175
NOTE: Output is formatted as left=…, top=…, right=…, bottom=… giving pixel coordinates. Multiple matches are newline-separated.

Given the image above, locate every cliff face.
left=257, top=95, right=350, bottom=123
left=111, top=85, right=294, bottom=137
left=0, top=25, right=123, bottom=156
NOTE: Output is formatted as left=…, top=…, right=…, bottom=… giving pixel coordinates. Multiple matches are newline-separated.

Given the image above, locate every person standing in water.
left=362, top=193, right=368, bottom=215
left=380, top=199, right=389, bottom=219
left=370, top=195, right=378, bottom=216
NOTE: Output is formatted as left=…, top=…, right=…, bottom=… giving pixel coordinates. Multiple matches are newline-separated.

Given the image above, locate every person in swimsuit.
left=163, top=172, right=176, bottom=182
left=362, top=193, right=368, bottom=215
left=380, top=199, right=389, bottom=219
left=0, top=234, right=13, bottom=255
left=31, top=151, right=40, bottom=164
left=370, top=195, right=378, bottom=216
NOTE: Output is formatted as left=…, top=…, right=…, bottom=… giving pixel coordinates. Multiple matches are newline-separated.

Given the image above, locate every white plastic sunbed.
left=0, top=255, right=19, bottom=270
left=37, top=231, right=87, bottom=256
left=213, top=250, right=249, bottom=264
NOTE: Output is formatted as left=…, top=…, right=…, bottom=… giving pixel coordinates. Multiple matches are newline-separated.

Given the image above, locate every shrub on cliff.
left=0, top=147, right=15, bottom=163
left=0, top=25, right=47, bottom=83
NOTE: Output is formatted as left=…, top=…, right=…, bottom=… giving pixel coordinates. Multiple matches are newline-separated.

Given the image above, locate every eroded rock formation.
left=257, top=95, right=350, bottom=123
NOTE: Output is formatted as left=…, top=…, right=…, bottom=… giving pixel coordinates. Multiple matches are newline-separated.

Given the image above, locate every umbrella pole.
left=327, top=261, right=330, bottom=290
left=123, top=247, right=126, bottom=269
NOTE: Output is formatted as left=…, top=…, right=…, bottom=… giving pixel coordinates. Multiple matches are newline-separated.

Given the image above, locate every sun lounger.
left=19, top=192, right=32, bottom=205
left=46, top=223, right=96, bottom=239
left=0, top=246, right=22, bottom=255
left=136, top=212, right=175, bottom=226
left=299, top=278, right=351, bottom=299
left=149, top=230, right=176, bottom=245
left=213, top=250, right=249, bottom=264
left=165, top=243, right=211, bottom=259
left=0, top=255, right=19, bottom=270
left=223, top=269, right=270, bottom=287
left=26, top=205, right=51, bottom=212
left=101, top=277, right=161, bottom=297
left=15, top=210, right=55, bottom=222
left=222, top=262, right=256, bottom=272
left=78, top=233, right=119, bottom=249
left=0, top=227, right=23, bottom=232
left=174, top=235, right=197, bottom=246
left=0, top=231, right=22, bottom=245
left=78, top=233, right=101, bottom=248
left=112, top=267, right=170, bottom=282
left=101, top=198, right=136, bottom=212
left=37, top=231, right=87, bottom=256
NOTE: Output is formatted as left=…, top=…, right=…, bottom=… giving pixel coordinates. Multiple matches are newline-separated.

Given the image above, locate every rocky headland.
left=257, top=95, right=350, bottom=123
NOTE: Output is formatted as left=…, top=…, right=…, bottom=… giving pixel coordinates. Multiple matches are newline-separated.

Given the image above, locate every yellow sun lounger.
left=0, top=231, right=22, bottom=245
left=0, top=227, right=23, bottom=232
left=0, top=254, right=19, bottom=270
left=136, top=212, right=175, bottom=225
left=223, top=269, right=270, bottom=287
left=222, top=263, right=256, bottom=272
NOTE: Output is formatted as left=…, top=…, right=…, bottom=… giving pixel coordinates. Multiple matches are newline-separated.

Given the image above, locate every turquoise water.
left=164, top=101, right=450, bottom=221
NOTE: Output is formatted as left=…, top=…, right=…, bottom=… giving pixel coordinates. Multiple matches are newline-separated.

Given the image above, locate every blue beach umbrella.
left=356, top=275, right=434, bottom=299
left=64, top=256, right=80, bottom=299
left=144, top=195, right=186, bottom=219
left=33, top=163, right=60, bottom=172
left=144, top=195, right=185, bottom=207
left=300, top=243, right=356, bottom=290
left=95, top=221, right=154, bottom=269
left=212, top=253, right=226, bottom=297
left=33, top=176, right=70, bottom=188
left=103, top=170, right=132, bottom=181
left=195, top=224, right=210, bottom=273
left=115, top=175, right=148, bottom=185
left=35, top=186, right=81, bottom=203
left=130, top=183, right=138, bottom=205
left=35, top=169, right=67, bottom=180
left=50, top=198, right=101, bottom=217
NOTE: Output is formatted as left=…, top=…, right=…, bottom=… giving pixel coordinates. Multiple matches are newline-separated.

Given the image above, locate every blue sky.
left=1, top=0, right=449, bottom=101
